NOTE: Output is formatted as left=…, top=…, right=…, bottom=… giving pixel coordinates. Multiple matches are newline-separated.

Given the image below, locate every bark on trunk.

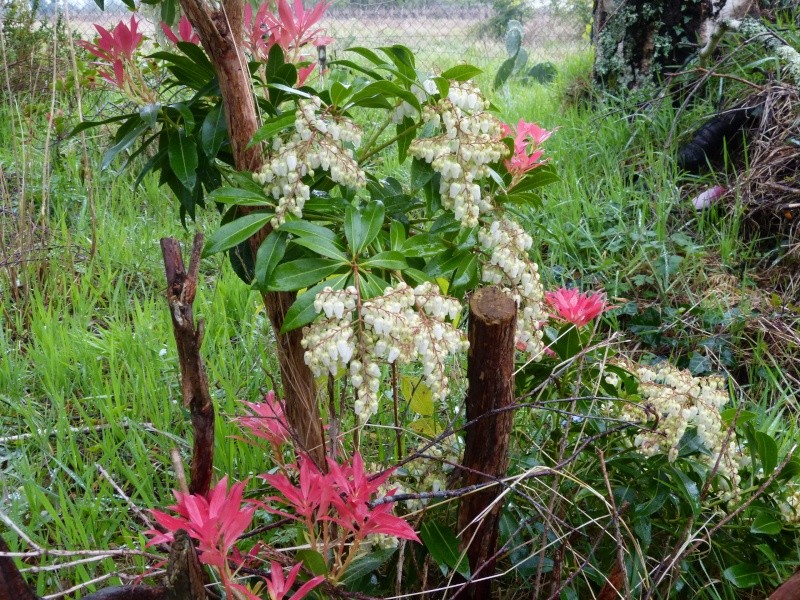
left=457, top=287, right=517, bottom=600
left=161, top=235, right=215, bottom=497
left=592, top=0, right=710, bottom=90
left=176, top=0, right=326, bottom=468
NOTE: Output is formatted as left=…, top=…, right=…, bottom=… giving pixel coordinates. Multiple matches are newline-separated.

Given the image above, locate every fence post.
left=457, top=286, right=517, bottom=599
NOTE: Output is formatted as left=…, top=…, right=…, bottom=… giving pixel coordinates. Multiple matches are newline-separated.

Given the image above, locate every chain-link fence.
left=45, top=0, right=588, bottom=69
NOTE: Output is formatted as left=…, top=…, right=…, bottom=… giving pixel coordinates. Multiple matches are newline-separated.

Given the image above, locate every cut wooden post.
left=457, top=286, right=517, bottom=599
left=161, top=234, right=214, bottom=497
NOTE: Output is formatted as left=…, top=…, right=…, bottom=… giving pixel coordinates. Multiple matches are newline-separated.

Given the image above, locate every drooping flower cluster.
left=607, top=361, right=740, bottom=501
left=478, top=218, right=547, bottom=358
left=409, top=81, right=508, bottom=227
left=779, top=486, right=800, bottom=524
left=77, top=16, right=155, bottom=103
left=546, top=287, right=609, bottom=328
left=393, top=435, right=463, bottom=511
left=301, top=282, right=467, bottom=421
left=253, top=97, right=365, bottom=227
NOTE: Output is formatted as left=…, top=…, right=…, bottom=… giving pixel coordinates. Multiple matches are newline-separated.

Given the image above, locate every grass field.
left=2, top=29, right=800, bottom=598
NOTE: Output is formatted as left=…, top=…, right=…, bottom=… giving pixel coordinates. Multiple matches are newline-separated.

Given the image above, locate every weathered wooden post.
left=161, top=234, right=215, bottom=497
left=457, top=286, right=517, bottom=599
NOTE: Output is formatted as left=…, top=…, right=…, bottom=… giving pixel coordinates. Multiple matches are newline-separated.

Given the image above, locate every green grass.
left=2, top=47, right=799, bottom=598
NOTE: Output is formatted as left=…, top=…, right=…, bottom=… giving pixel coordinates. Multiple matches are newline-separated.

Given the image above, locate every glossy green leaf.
left=330, top=81, right=352, bottom=106
left=507, top=164, right=559, bottom=193
left=290, top=236, right=348, bottom=262
left=346, top=46, right=388, bottom=66
left=139, top=103, right=161, bottom=128
left=101, top=122, right=149, bottom=170
left=440, top=64, right=482, bottom=81
left=750, top=511, right=782, bottom=535
left=345, top=202, right=385, bottom=254
left=361, top=250, right=407, bottom=270
left=168, top=130, right=198, bottom=191
left=390, top=221, right=406, bottom=250
left=295, top=549, right=328, bottom=576
left=754, top=431, right=778, bottom=476
left=203, top=212, right=271, bottom=257
left=278, top=220, right=338, bottom=241
left=208, top=187, right=272, bottom=207
left=200, top=103, right=228, bottom=158
left=266, top=258, right=345, bottom=292
left=254, top=231, right=287, bottom=288
left=723, top=564, right=761, bottom=588
left=420, top=521, right=470, bottom=578
left=281, top=273, right=349, bottom=332
left=341, top=549, right=396, bottom=585
left=249, top=112, right=296, bottom=148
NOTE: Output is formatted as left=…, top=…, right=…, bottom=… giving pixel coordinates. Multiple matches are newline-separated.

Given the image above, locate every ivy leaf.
left=168, top=129, right=199, bottom=191
left=203, top=212, right=272, bottom=257
left=266, top=258, right=346, bottom=292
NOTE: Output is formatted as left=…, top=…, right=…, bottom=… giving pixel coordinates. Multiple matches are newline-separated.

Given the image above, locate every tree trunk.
left=591, top=0, right=705, bottom=90
left=177, top=0, right=326, bottom=468
left=457, top=287, right=517, bottom=600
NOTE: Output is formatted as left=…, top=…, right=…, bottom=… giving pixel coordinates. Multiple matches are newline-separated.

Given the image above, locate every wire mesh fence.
left=24, top=0, right=588, bottom=70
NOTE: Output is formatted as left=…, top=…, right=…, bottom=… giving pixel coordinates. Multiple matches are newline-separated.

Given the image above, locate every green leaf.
left=346, top=46, right=389, bottom=66
left=402, top=378, right=433, bottom=416
left=754, top=431, right=778, bottom=476
left=440, top=64, right=482, bottom=81
left=330, top=81, right=352, bottom=106
left=203, top=212, right=272, bottom=257
left=200, top=103, right=228, bottom=158
left=267, top=83, right=312, bottom=99
left=354, top=81, right=419, bottom=110
left=266, top=258, right=346, bottom=292
left=168, top=130, right=199, bottom=191
left=508, top=164, right=559, bottom=192
left=291, top=236, right=348, bottom=262
left=390, top=221, right=406, bottom=250
left=723, top=564, right=761, bottom=588
left=139, top=103, right=161, bottom=128
left=281, top=273, right=349, bottom=332
left=361, top=250, right=407, bottom=270
left=396, top=117, right=417, bottom=163
left=341, top=549, right=396, bottom=585
left=208, top=187, right=272, bottom=207
left=720, top=408, right=757, bottom=427
left=278, top=220, right=338, bottom=241
left=254, top=231, right=287, bottom=288
left=401, top=233, right=444, bottom=258
left=420, top=521, right=470, bottom=578
left=249, top=112, right=296, bottom=148
left=451, top=253, right=478, bottom=295
left=295, top=549, right=328, bottom=576
left=505, top=22, right=523, bottom=56
left=750, top=511, right=782, bottom=535
left=344, top=202, right=385, bottom=254
left=501, top=191, right=543, bottom=208
left=70, top=113, right=136, bottom=137
left=101, top=122, right=149, bottom=170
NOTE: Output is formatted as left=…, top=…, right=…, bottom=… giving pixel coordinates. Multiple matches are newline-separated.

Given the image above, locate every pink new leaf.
left=545, top=288, right=609, bottom=328
left=264, top=561, right=324, bottom=600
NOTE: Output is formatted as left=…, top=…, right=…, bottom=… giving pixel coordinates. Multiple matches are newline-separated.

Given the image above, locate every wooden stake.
left=457, top=287, right=517, bottom=599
